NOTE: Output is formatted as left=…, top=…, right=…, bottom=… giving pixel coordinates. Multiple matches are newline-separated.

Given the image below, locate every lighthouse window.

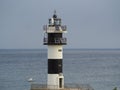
left=58, top=49, right=62, bottom=52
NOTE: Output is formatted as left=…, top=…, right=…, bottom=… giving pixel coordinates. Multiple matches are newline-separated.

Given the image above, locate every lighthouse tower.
left=43, top=11, right=67, bottom=89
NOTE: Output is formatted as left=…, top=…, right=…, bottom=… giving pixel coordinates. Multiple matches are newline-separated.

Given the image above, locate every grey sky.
left=0, top=0, right=120, bottom=49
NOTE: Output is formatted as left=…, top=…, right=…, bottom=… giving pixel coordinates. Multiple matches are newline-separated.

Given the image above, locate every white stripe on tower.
left=48, top=45, right=63, bottom=59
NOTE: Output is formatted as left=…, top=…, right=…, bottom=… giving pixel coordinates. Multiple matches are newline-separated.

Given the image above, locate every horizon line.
left=0, top=48, right=120, bottom=50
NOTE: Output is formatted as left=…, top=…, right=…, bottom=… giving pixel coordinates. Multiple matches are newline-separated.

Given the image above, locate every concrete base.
left=31, top=84, right=94, bottom=90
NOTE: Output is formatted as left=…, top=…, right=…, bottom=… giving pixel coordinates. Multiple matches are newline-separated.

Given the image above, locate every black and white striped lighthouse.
left=43, top=11, right=67, bottom=89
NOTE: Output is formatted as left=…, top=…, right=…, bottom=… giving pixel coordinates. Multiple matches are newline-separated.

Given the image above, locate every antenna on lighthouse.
left=53, top=10, right=57, bottom=17
left=54, top=10, right=56, bottom=15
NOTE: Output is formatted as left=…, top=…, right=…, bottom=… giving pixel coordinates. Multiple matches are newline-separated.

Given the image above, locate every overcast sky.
left=0, top=0, right=120, bottom=49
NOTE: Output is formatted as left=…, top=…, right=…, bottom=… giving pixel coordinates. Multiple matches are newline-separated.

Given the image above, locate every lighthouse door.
left=59, top=78, right=62, bottom=88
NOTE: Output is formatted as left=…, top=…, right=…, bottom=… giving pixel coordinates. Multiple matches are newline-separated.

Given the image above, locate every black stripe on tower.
left=45, top=33, right=66, bottom=45
left=48, top=33, right=62, bottom=39
left=48, top=33, right=62, bottom=44
left=48, top=59, right=62, bottom=74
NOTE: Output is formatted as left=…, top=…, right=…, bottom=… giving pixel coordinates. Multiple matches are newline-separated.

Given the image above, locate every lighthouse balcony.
left=43, top=25, right=67, bottom=33
left=43, top=38, right=67, bottom=45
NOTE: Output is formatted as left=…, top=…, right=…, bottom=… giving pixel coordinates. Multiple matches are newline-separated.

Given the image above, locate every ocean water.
left=0, top=49, right=120, bottom=90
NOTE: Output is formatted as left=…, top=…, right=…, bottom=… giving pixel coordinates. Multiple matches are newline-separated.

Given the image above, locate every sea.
left=0, top=49, right=120, bottom=90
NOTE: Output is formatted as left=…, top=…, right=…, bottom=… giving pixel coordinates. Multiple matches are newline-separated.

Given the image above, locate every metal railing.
left=43, top=38, right=67, bottom=45
left=43, top=25, right=67, bottom=31
left=61, top=25, right=67, bottom=31
left=43, top=25, right=48, bottom=31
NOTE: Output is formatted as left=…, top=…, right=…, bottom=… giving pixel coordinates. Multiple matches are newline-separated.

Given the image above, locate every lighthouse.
left=43, top=11, right=67, bottom=89
left=30, top=11, right=94, bottom=90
